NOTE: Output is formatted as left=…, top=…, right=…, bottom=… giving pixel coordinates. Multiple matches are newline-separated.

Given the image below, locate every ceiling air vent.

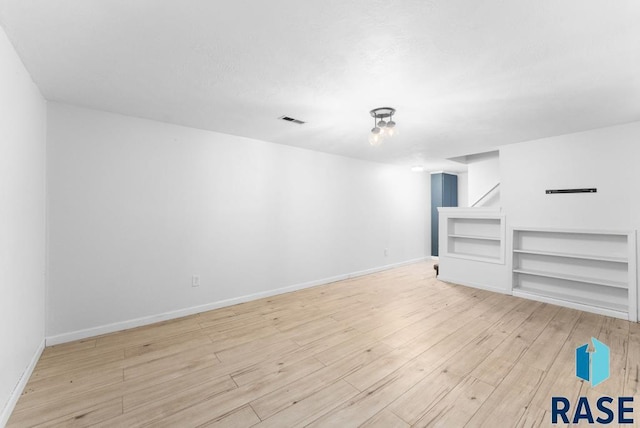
left=279, top=115, right=306, bottom=125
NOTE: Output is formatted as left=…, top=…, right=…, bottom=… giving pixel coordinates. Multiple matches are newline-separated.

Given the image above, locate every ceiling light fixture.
left=411, top=165, right=424, bottom=172
left=369, top=107, right=396, bottom=146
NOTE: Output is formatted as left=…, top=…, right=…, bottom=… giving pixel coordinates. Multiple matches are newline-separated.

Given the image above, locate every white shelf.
left=513, top=274, right=629, bottom=314
left=513, top=286, right=627, bottom=313
left=449, top=234, right=501, bottom=241
left=511, top=227, right=637, bottom=322
left=445, top=252, right=501, bottom=263
left=512, top=289, right=628, bottom=320
left=513, top=229, right=628, bottom=259
left=513, top=268, right=627, bottom=290
left=510, top=227, right=630, bottom=236
left=513, top=249, right=627, bottom=263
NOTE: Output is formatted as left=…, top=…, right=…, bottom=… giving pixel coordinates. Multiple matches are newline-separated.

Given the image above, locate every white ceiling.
left=1, top=0, right=639, bottom=170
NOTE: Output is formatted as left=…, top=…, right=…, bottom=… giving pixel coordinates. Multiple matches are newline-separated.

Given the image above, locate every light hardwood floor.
left=8, top=261, right=640, bottom=427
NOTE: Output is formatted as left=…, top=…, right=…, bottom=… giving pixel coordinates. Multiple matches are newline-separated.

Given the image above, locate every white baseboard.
left=437, top=275, right=510, bottom=295
left=46, top=256, right=430, bottom=346
left=0, top=339, right=45, bottom=427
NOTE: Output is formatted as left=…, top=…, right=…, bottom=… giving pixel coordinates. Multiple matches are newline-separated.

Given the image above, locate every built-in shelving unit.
left=437, top=208, right=509, bottom=294
left=511, top=228, right=637, bottom=321
left=445, top=214, right=505, bottom=264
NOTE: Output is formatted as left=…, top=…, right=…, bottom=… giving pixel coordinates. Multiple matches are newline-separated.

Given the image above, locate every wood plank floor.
left=8, top=261, right=640, bottom=427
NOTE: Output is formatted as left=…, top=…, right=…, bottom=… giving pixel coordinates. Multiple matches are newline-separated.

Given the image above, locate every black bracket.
left=545, top=188, right=597, bottom=194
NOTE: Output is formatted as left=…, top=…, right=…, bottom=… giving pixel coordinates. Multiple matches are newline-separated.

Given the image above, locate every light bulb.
left=369, top=132, right=383, bottom=146
left=385, top=127, right=395, bottom=137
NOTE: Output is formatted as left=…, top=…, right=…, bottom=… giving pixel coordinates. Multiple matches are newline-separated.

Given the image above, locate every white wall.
left=0, top=26, right=47, bottom=425
left=467, top=151, right=500, bottom=207
left=501, top=122, right=640, bottom=231
left=457, top=172, right=468, bottom=207
left=46, top=103, right=430, bottom=340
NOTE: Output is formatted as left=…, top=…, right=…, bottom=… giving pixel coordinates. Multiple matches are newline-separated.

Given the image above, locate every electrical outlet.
left=192, top=275, right=200, bottom=287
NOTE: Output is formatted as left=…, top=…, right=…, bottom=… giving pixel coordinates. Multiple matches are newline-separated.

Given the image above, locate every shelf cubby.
left=437, top=208, right=510, bottom=293
left=442, top=213, right=505, bottom=264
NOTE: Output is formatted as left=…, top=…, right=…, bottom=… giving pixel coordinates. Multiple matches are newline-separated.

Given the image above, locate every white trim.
left=437, top=207, right=501, bottom=214
left=0, top=339, right=45, bottom=427
left=437, top=276, right=510, bottom=295
left=630, top=231, right=638, bottom=322
left=45, top=256, right=430, bottom=346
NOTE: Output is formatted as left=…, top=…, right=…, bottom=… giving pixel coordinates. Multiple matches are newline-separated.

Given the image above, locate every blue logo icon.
left=576, top=338, right=609, bottom=387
